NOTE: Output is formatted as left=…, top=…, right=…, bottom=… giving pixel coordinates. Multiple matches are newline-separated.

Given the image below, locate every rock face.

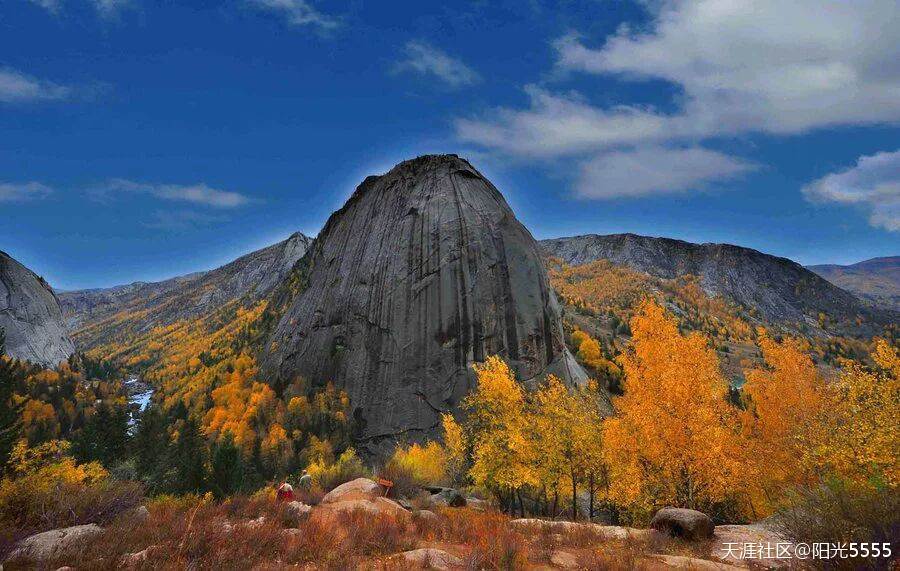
left=650, top=507, right=715, bottom=541
left=541, top=233, right=894, bottom=334
left=6, top=523, right=103, bottom=564
left=64, top=232, right=312, bottom=351
left=264, top=155, right=588, bottom=456
left=0, top=250, right=75, bottom=367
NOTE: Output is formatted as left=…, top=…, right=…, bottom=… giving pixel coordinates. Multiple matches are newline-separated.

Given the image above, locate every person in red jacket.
left=276, top=481, right=294, bottom=503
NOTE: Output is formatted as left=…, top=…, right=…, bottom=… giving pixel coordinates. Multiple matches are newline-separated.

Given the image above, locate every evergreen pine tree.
left=211, top=431, right=243, bottom=499
left=0, top=328, right=24, bottom=474
left=172, top=417, right=208, bottom=494
left=72, top=401, right=130, bottom=467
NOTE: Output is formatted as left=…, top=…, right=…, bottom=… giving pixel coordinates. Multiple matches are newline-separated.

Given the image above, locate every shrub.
left=0, top=440, right=144, bottom=560
left=386, top=442, right=447, bottom=485
left=307, top=448, right=370, bottom=491
left=775, top=478, right=899, bottom=570
left=377, top=459, right=420, bottom=499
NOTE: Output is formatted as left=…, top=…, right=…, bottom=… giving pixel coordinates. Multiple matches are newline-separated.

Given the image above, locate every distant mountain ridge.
left=0, top=250, right=75, bottom=366
left=63, top=232, right=313, bottom=350
left=807, top=256, right=900, bottom=312
left=540, top=233, right=894, bottom=337
left=58, top=272, right=205, bottom=330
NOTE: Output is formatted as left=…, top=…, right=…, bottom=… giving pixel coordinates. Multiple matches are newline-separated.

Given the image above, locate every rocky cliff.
left=264, top=155, right=589, bottom=455
left=66, top=232, right=312, bottom=351
left=0, top=251, right=75, bottom=367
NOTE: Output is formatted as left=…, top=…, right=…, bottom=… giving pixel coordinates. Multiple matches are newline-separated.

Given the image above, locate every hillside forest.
left=2, top=264, right=898, bottom=567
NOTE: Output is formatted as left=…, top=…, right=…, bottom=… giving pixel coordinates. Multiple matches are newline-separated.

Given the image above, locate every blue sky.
left=2, top=0, right=898, bottom=290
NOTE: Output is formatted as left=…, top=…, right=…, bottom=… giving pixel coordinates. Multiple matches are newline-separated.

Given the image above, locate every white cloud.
left=553, top=1, right=900, bottom=136
left=248, top=0, right=338, bottom=30
left=395, top=41, right=481, bottom=88
left=576, top=147, right=756, bottom=199
left=803, top=149, right=900, bottom=232
left=0, top=68, right=70, bottom=103
left=457, top=85, right=670, bottom=158
left=455, top=0, right=900, bottom=199
left=92, top=179, right=254, bottom=208
left=0, top=181, right=54, bottom=202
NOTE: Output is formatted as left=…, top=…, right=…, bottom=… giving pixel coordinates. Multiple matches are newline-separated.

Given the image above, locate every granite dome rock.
left=0, top=250, right=75, bottom=367
left=264, top=155, right=588, bottom=456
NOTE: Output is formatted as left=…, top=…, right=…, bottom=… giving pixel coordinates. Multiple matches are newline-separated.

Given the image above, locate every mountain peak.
left=264, top=156, right=593, bottom=457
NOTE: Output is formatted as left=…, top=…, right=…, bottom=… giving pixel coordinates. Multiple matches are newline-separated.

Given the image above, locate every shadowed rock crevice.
left=263, top=155, right=590, bottom=456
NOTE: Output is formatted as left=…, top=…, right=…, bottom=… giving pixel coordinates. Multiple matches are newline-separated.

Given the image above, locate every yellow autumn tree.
left=604, top=299, right=746, bottom=518
left=532, top=375, right=607, bottom=520
left=811, top=339, right=899, bottom=489
left=441, top=413, right=467, bottom=486
left=463, top=356, right=537, bottom=513
left=741, top=330, right=826, bottom=515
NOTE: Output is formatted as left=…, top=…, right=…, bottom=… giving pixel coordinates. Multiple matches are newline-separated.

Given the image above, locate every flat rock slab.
left=713, top=524, right=795, bottom=569
left=551, top=550, right=580, bottom=568
left=510, top=518, right=651, bottom=540
left=399, top=548, right=462, bottom=570
left=6, top=524, right=103, bottom=563
left=649, top=554, right=744, bottom=570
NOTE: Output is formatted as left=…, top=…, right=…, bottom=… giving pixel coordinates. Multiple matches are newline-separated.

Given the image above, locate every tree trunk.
left=551, top=486, right=559, bottom=520
left=571, top=469, right=578, bottom=521
left=589, top=471, right=595, bottom=521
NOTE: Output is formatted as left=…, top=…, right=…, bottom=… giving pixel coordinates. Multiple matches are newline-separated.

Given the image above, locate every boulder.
left=651, top=507, right=715, bottom=541
left=550, top=550, right=579, bottom=569
left=399, top=548, right=463, bottom=570
left=119, top=545, right=161, bottom=569
left=321, top=478, right=383, bottom=504
left=284, top=501, right=312, bottom=526
left=322, top=496, right=409, bottom=518
left=123, top=505, right=150, bottom=523
left=6, top=524, right=103, bottom=564
left=424, top=486, right=466, bottom=508
left=465, top=497, right=491, bottom=511
left=413, top=509, right=439, bottom=522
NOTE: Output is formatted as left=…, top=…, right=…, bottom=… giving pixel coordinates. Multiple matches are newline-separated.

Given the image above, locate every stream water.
left=123, top=375, right=154, bottom=425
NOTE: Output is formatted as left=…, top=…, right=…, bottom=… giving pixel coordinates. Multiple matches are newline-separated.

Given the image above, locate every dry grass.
left=5, top=495, right=738, bottom=570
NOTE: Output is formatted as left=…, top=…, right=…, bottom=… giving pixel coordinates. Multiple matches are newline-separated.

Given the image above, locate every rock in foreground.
left=650, top=507, right=715, bottom=541
left=6, top=524, right=103, bottom=564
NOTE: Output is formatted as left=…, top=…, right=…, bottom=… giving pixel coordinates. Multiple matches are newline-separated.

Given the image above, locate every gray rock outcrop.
left=0, top=250, right=75, bottom=367
left=263, top=155, right=590, bottom=457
